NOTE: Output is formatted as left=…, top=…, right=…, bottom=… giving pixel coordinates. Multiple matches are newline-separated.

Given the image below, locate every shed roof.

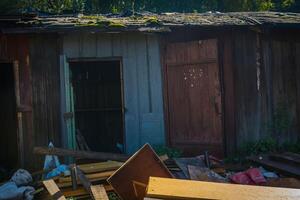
left=1, top=11, right=300, bottom=33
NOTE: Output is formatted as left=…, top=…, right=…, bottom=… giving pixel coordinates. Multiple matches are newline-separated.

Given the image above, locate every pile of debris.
left=2, top=142, right=300, bottom=200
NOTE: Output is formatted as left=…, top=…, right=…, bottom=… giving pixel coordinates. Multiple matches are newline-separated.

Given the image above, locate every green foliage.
left=153, top=145, right=182, bottom=158
left=266, top=101, right=292, bottom=139
left=225, top=137, right=300, bottom=163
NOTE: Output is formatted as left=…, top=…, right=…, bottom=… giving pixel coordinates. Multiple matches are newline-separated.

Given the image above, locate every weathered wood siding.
left=30, top=34, right=62, bottom=168
left=230, top=30, right=300, bottom=148
left=62, top=33, right=165, bottom=154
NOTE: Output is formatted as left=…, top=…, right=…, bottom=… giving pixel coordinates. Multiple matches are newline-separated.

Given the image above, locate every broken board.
left=91, top=185, right=109, bottom=200
left=248, top=154, right=300, bottom=178
left=107, top=144, right=172, bottom=200
left=43, top=179, right=67, bottom=200
left=146, top=177, right=300, bottom=200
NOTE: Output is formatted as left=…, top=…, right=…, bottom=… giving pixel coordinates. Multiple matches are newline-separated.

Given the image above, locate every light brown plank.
left=146, top=177, right=300, bottom=200
left=43, top=179, right=67, bottom=200
left=91, top=185, right=109, bottom=200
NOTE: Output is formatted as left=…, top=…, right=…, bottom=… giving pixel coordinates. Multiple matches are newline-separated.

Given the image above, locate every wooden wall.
left=62, top=32, right=165, bottom=154
left=162, top=28, right=300, bottom=155
left=29, top=34, right=62, bottom=168
left=226, top=29, right=300, bottom=150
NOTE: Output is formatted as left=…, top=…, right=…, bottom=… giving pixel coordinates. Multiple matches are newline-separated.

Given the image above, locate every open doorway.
left=0, top=62, right=18, bottom=172
left=69, top=60, right=124, bottom=153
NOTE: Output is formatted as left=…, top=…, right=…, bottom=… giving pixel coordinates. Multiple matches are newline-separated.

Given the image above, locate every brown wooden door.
left=165, top=39, right=223, bottom=156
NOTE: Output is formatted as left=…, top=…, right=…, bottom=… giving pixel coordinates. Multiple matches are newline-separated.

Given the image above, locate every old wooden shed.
left=1, top=12, right=300, bottom=170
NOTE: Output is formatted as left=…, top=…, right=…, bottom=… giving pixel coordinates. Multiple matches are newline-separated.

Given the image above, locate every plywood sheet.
left=107, top=144, right=172, bottom=200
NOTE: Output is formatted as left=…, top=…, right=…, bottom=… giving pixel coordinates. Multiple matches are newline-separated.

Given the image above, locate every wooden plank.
left=78, top=161, right=123, bottom=174
left=91, top=185, right=109, bottom=200
left=270, top=153, right=300, bottom=166
left=107, top=144, right=172, bottom=200
left=63, top=185, right=114, bottom=197
left=43, top=179, right=67, bottom=200
left=76, top=167, right=94, bottom=198
left=146, top=177, right=300, bottom=200
left=248, top=155, right=300, bottom=178
left=59, top=170, right=114, bottom=183
left=33, top=146, right=129, bottom=161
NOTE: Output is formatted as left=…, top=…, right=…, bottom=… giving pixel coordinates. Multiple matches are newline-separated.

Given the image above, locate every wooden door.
left=165, top=39, right=223, bottom=156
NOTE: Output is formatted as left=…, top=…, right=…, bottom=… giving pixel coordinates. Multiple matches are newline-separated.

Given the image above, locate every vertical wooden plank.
left=122, top=33, right=140, bottom=153
left=13, top=60, right=25, bottom=167
left=220, top=33, right=236, bottom=155
left=63, top=33, right=80, bottom=57
left=81, top=32, right=97, bottom=57
left=96, top=33, right=113, bottom=57
left=60, top=55, right=76, bottom=150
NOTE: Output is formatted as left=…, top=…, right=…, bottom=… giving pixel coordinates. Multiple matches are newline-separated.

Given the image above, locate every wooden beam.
left=34, top=146, right=128, bottom=161
left=78, top=161, right=123, bottom=174
left=146, top=177, right=300, bottom=200
left=43, top=179, right=67, bottom=200
left=91, top=185, right=109, bottom=200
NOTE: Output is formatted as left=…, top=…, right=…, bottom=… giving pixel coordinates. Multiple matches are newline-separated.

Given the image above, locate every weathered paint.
left=62, top=32, right=165, bottom=154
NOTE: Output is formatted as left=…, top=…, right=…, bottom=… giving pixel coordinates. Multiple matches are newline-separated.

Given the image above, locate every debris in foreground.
left=107, top=143, right=172, bottom=200
left=248, top=153, right=300, bottom=178
left=145, top=177, right=300, bottom=200
left=0, top=169, right=35, bottom=200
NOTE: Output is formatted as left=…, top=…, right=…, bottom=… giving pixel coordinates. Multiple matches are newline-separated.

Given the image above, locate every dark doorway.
left=70, top=60, right=124, bottom=153
left=0, top=62, right=18, bottom=171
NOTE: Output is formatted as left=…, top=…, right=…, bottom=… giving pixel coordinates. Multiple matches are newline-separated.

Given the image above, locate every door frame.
left=60, top=55, right=126, bottom=152
left=0, top=60, right=23, bottom=167
left=160, top=38, right=226, bottom=155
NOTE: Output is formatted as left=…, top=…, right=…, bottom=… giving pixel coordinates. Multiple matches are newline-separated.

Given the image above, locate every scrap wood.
left=76, top=167, right=94, bottom=198
left=187, top=165, right=226, bottom=182
left=34, top=146, right=129, bottom=161
left=107, top=143, right=172, bottom=200
left=62, top=185, right=114, bottom=197
left=159, top=154, right=169, bottom=162
left=43, top=179, right=67, bottom=200
left=173, top=157, right=206, bottom=178
left=248, top=155, right=300, bottom=178
left=59, top=170, right=114, bottom=183
left=146, top=177, right=300, bottom=200
left=91, top=184, right=109, bottom=200
left=270, top=152, right=300, bottom=166
left=78, top=161, right=123, bottom=174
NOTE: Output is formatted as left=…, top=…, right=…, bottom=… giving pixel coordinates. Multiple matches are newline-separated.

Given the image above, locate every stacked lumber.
left=41, top=161, right=123, bottom=199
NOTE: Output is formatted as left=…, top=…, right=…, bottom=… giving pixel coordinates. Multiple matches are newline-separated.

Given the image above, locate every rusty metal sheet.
left=107, top=144, right=172, bottom=200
